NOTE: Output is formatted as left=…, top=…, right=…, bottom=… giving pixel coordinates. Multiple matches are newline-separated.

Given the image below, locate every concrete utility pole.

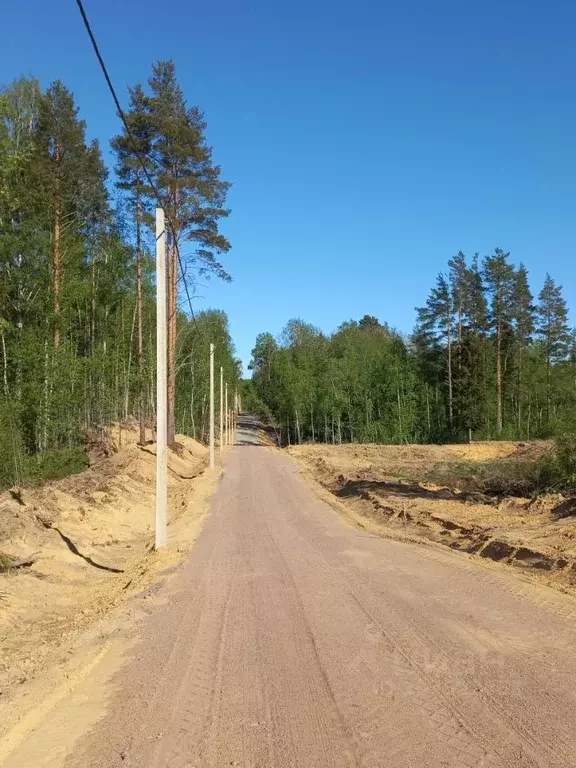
left=219, top=366, right=224, bottom=454
left=209, top=343, right=215, bottom=468
left=225, top=383, right=228, bottom=447
left=155, top=208, right=167, bottom=550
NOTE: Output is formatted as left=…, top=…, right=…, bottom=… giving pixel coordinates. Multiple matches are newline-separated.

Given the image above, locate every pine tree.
left=111, top=84, right=154, bottom=445
left=483, top=249, right=515, bottom=435
left=511, top=264, right=534, bottom=434
left=461, top=254, right=488, bottom=435
left=0, top=77, right=42, bottom=409
left=0, top=73, right=235, bottom=489
left=33, top=81, right=88, bottom=351
left=537, top=274, right=571, bottom=425
left=448, top=251, right=470, bottom=431
left=416, top=273, right=454, bottom=429
left=146, top=61, right=231, bottom=444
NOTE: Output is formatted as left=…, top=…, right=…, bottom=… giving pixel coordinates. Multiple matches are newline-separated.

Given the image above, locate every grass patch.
left=422, top=438, right=576, bottom=499
left=0, top=446, right=88, bottom=493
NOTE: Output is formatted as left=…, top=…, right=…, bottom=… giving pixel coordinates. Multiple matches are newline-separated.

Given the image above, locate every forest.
left=3, top=67, right=575, bottom=494
left=248, top=251, right=575, bottom=446
left=0, top=64, right=239, bottom=490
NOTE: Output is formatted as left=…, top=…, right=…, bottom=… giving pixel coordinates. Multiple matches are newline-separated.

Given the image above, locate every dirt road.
left=64, top=419, right=576, bottom=767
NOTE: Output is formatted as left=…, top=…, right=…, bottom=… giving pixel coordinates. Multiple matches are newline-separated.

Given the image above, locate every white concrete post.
left=155, top=208, right=167, bottom=549
left=209, top=343, right=215, bottom=468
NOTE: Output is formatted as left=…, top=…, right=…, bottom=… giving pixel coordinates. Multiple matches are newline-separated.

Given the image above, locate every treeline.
left=0, top=64, right=238, bottom=489
left=248, top=250, right=575, bottom=445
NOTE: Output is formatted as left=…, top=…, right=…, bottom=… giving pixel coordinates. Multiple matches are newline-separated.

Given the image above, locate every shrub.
left=537, top=435, right=576, bottom=492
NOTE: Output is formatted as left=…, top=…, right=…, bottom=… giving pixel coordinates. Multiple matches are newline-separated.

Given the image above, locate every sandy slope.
left=0, top=424, right=220, bottom=760
left=288, top=442, right=576, bottom=594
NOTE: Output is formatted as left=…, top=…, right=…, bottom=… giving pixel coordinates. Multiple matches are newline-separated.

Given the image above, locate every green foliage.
left=28, top=446, right=88, bottom=484
left=174, top=309, right=241, bottom=441
left=146, top=60, right=231, bottom=279
left=537, top=436, right=576, bottom=492
left=250, top=317, right=425, bottom=445
left=252, top=250, right=575, bottom=447
left=413, top=250, right=575, bottom=442
left=0, top=71, right=233, bottom=490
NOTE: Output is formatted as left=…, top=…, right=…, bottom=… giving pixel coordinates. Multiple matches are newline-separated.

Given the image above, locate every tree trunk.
left=295, top=409, right=301, bottom=444
left=517, top=344, right=523, bottom=437
left=310, top=402, right=315, bottom=443
left=496, top=319, right=503, bottom=434
left=166, top=230, right=176, bottom=445
left=170, top=233, right=177, bottom=442
left=446, top=316, right=453, bottom=428
left=136, top=192, right=145, bottom=445
left=190, top=358, right=196, bottom=439
left=90, top=247, right=97, bottom=357
left=1, top=330, right=8, bottom=396
left=53, top=178, right=61, bottom=351
left=42, top=339, right=50, bottom=452
left=348, top=400, right=354, bottom=442
left=124, top=302, right=137, bottom=419
left=546, top=343, right=551, bottom=425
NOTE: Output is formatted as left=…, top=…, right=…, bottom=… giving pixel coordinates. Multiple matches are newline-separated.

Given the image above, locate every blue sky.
left=2, top=0, right=576, bottom=372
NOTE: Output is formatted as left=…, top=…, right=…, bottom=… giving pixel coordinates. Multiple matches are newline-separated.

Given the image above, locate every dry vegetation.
left=0, top=424, right=218, bottom=700
left=288, top=441, right=576, bottom=594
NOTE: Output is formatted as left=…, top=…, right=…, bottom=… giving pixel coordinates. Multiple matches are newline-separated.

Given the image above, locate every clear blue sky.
left=2, top=0, right=576, bottom=372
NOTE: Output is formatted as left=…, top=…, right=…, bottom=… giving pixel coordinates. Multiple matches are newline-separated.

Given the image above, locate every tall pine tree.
left=416, top=273, right=454, bottom=430
left=146, top=60, right=231, bottom=443
left=537, top=274, right=571, bottom=425
left=111, top=84, right=154, bottom=444
left=511, top=263, right=534, bottom=435
left=483, top=249, right=515, bottom=435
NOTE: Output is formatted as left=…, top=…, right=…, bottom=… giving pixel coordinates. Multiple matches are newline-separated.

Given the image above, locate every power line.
left=74, top=0, right=209, bottom=343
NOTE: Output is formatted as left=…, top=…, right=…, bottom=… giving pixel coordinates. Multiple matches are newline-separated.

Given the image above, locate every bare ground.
left=287, top=442, right=576, bottom=594
left=2, top=428, right=571, bottom=766
left=0, top=423, right=220, bottom=760
left=5, top=430, right=576, bottom=766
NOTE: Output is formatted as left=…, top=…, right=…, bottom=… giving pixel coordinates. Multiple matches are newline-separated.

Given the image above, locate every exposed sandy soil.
left=5, top=422, right=576, bottom=767
left=50, top=432, right=576, bottom=768
left=0, top=423, right=219, bottom=723
left=287, top=442, right=576, bottom=594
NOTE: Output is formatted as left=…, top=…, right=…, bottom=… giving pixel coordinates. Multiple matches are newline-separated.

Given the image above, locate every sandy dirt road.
left=63, top=417, right=576, bottom=768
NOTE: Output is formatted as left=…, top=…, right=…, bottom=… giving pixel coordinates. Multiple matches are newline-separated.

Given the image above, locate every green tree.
left=0, top=72, right=234, bottom=490
left=483, top=249, right=515, bottom=435
left=146, top=60, right=232, bottom=443
left=111, top=84, right=154, bottom=444
left=416, top=273, right=454, bottom=430
left=511, top=263, right=534, bottom=435
left=537, top=274, right=571, bottom=425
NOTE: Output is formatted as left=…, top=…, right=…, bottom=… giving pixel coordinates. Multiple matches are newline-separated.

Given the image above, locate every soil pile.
left=0, top=427, right=213, bottom=696
left=288, top=442, right=576, bottom=594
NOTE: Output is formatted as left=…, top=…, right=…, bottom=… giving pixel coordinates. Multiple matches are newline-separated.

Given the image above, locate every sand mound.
left=0, top=424, right=214, bottom=697
left=448, top=442, right=520, bottom=461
